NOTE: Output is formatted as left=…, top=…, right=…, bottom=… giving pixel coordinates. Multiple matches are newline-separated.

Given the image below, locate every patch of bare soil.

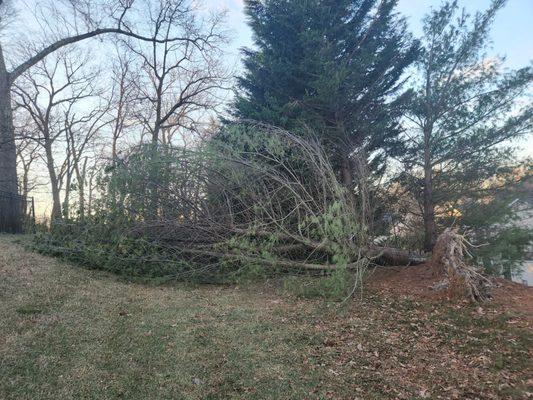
left=368, top=263, right=442, bottom=298
left=367, top=263, right=533, bottom=323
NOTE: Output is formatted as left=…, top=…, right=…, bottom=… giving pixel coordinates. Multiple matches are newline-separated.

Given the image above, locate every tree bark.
left=340, top=153, right=353, bottom=189
left=423, top=125, right=436, bottom=251
left=43, top=139, right=62, bottom=221
left=20, top=162, right=29, bottom=198
left=0, top=45, right=18, bottom=194
left=74, top=157, right=87, bottom=219
left=88, top=170, right=95, bottom=215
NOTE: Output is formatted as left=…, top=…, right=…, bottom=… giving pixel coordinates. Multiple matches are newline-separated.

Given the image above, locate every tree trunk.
left=49, top=175, right=62, bottom=221
left=111, top=135, right=118, bottom=164
left=341, top=154, right=353, bottom=189
left=148, top=107, right=162, bottom=218
left=63, top=165, right=72, bottom=219
left=20, top=159, right=30, bottom=198
left=44, top=140, right=62, bottom=222
left=88, top=171, right=94, bottom=216
left=74, top=157, right=87, bottom=219
left=0, top=47, right=22, bottom=232
left=21, top=170, right=29, bottom=199
left=0, top=46, right=18, bottom=195
left=353, top=150, right=372, bottom=231
left=423, top=126, right=436, bottom=251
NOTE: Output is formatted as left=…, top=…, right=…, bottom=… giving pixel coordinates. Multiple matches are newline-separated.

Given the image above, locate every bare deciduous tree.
left=122, top=1, right=232, bottom=145
left=63, top=99, right=110, bottom=218
left=13, top=48, right=99, bottom=220
left=13, top=113, right=40, bottom=198
left=108, top=47, right=136, bottom=163
left=0, top=0, right=222, bottom=195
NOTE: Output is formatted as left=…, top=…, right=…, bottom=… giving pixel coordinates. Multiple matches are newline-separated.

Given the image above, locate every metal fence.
left=0, top=190, right=35, bottom=233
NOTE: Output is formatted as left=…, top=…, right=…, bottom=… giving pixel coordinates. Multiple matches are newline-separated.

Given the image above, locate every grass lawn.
left=0, top=234, right=531, bottom=399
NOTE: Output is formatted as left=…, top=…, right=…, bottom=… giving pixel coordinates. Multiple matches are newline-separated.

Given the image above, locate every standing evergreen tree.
left=234, top=0, right=419, bottom=187
left=399, top=0, right=532, bottom=251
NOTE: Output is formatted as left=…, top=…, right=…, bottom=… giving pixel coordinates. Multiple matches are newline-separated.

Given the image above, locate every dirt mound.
left=367, top=263, right=533, bottom=318
left=367, top=263, right=443, bottom=299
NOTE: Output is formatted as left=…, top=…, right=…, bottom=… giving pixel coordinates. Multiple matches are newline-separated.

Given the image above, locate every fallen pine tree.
left=34, top=122, right=424, bottom=293
left=126, top=221, right=426, bottom=268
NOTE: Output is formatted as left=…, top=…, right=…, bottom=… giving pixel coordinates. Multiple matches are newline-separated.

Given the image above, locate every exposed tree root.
left=431, top=228, right=492, bottom=302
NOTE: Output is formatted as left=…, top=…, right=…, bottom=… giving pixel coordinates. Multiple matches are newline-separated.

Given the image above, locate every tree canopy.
left=234, top=0, right=420, bottom=185
left=398, top=0, right=533, bottom=249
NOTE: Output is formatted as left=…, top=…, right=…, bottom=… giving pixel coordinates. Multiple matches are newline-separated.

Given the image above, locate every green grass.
left=0, top=234, right=531, bottom=399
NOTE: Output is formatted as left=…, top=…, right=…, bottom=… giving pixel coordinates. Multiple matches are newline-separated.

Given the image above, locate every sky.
left=212, top=0, right=533, bottom=71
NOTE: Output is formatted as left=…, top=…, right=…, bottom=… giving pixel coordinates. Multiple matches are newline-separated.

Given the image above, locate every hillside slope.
left=0, top=235, right=531, bottom=399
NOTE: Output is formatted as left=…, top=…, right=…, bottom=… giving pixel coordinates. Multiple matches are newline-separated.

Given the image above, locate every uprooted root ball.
left=431, top=228, right=492, bottom=302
